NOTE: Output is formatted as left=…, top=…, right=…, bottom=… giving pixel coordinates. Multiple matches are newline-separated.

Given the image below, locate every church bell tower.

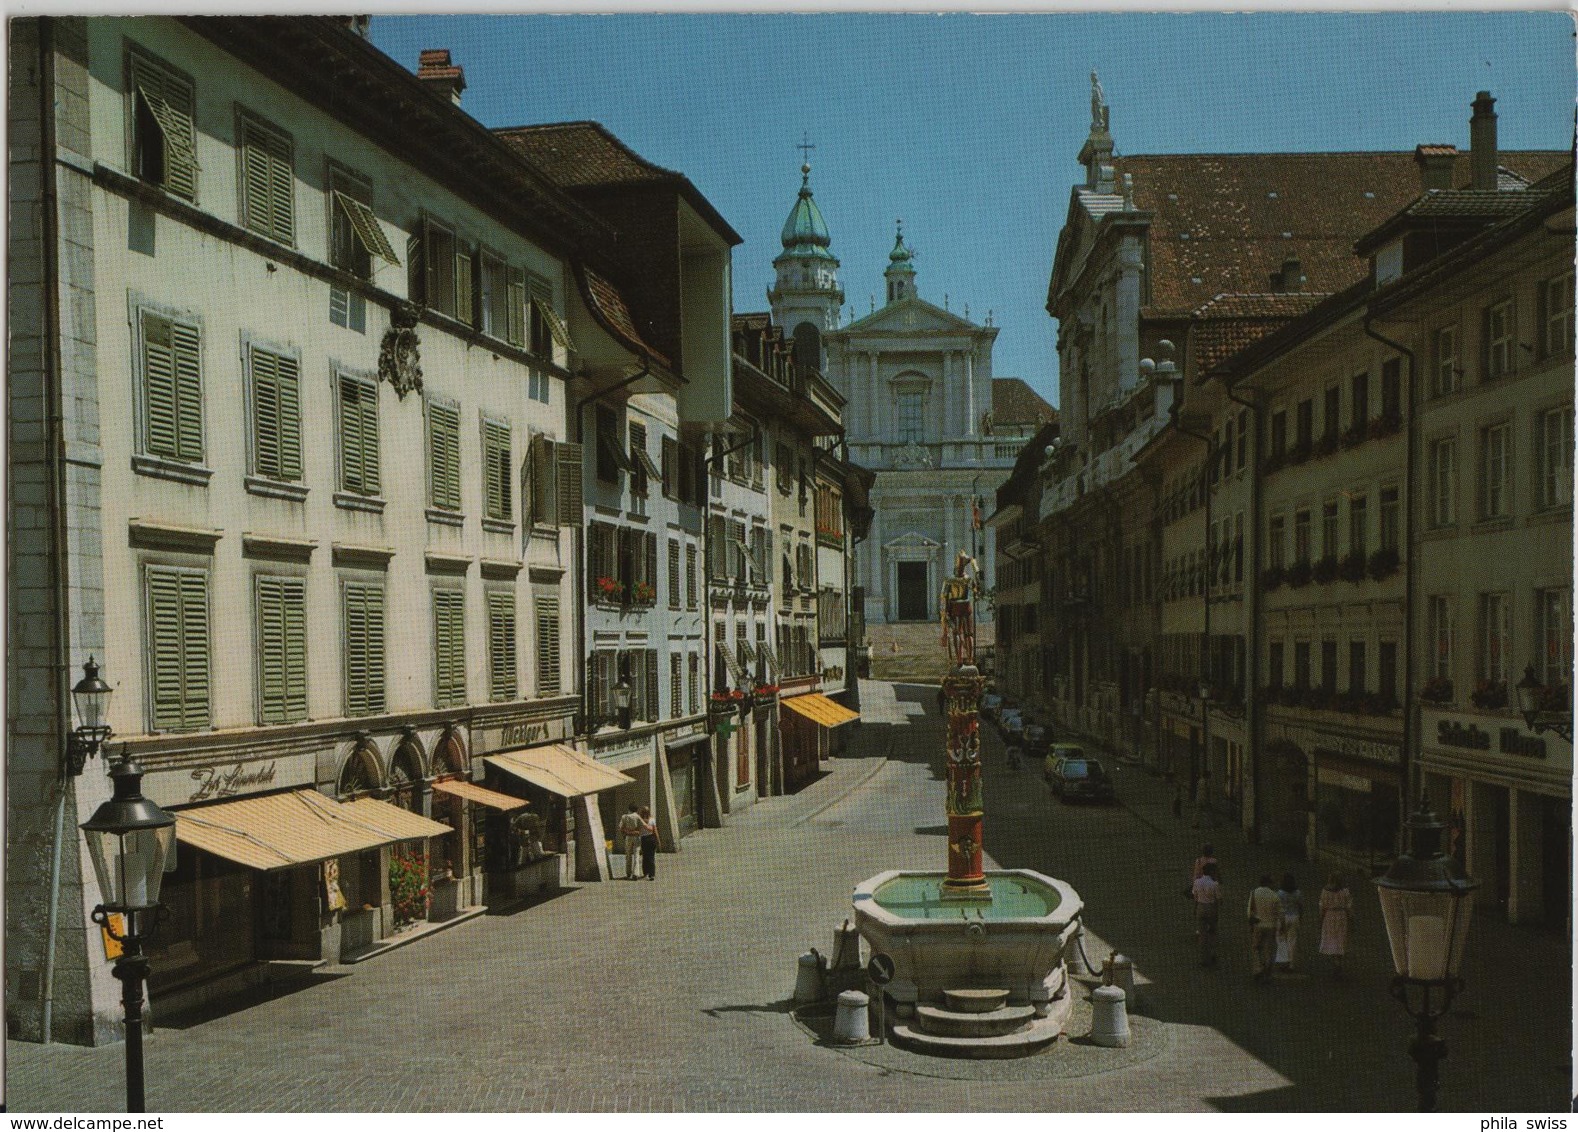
left=768, top=156, right=844, bottom=376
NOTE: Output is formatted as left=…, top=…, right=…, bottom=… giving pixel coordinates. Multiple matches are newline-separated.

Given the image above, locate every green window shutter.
left=178, top=570, right=211, bottom=730
left=142, top=314, right=179, bottom=458
left=488, top=591, right=517, bottom=702
left=536, top=595, right=561, bottom=695
left=132, top=56, right=199, bottom=201
left=282, top=579, right=306, bottom=721
left=434, top=589, right=466, bottom=707
left=148, top=567, right=210, bottom=732
left=239, top=117, right=293, bottom=243
left=171, top=320, right=203, bottom=462
left=257, top=577, right=307, bottom=724
left=483, top=419, right=511, bottom=521
left=345, top=583, right=386, bottom=717
left=339, top=376, right=380, bottom=495
left=556, top=441, right=584, bottom=524
left=506, top=268, right=527, bottom=348
left=275, top=354, right=300, bottom=478
left=250, top=347, right=280, bottom=477
left=455, top=249, right=475, bottom=326
left=429, top=402, right=460, bottom=510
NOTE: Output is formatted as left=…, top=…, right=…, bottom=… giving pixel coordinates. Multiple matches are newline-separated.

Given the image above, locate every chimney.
left=1470, top=90, right=1498, bottom=191
left=1280, top=258, right=1303, bottom=292
left=417, top=49, right=467, bottom=106
left=1414, top=144, right=1458, bottom=192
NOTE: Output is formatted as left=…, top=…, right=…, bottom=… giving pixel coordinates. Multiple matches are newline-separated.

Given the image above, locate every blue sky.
left=370, top=12, right=1574, bottom=407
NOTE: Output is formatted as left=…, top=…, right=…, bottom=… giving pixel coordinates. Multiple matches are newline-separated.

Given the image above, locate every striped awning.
left=485, top=744, right=634, bottom=798
left=431, top=779, right=530, bottom=811
left=174, top=789, right=446, bottom=873
left=781, top=693, right=860, bottom=729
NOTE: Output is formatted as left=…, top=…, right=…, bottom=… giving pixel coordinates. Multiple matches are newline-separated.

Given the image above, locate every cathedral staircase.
left=866, top=622, right=994, bottom=682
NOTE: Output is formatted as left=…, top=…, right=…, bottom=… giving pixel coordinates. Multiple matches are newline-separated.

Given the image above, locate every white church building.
left=765, top=164, right=1052, bottom=658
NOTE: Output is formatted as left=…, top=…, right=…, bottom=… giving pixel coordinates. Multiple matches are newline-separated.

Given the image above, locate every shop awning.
left=485, top=744, right=634, bottom=798
left=173, top=789, right=438, bottom=872
left=340, top=797, right=454, bottom=841
left=782, top=693, right=860, bottom=728
left=432, top=779, right=530, bottom=811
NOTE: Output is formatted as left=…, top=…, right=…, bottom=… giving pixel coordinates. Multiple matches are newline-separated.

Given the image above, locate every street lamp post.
left=80, top=751, right=177, bottom=1112
left=1514, top=665, right=1573, bottom=742
left=66, top=656, right=115, bottom=776
left=1375, top=795, right=1478, bottom=1112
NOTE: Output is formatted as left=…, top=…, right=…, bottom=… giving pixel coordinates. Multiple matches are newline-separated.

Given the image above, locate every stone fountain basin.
left=853, top=869, right=1084, bottom=1014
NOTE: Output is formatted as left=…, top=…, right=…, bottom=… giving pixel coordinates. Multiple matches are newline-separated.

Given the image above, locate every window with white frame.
left=1541, top=272, right=1574, bottom=359
left=1428, top=437, right=1457, bottom=528
left=1427, top=595, right=1453, bottom=682
left=1431, top=326, right=1459, bottom=397
left=1535, top=405, right=1573, bottom=510
left=487, top=590, right=517, bottom=702
left=146, top=565, right=210, bottom=732
left=138, top=310, right=205, bottom=465
left=128, top=49, right=198, bottom=201
left=1483, top=299, right=1514, bottom=380
left=896, top=389, right=925, bottom=443
left=1479, top=422, right=1511, bottom=519
left=237, top=111, right=294, bottom=246
left=255, top=575, right=307, bottom=725
left=343, top=580, right=386, bottom=717
left=337, top=372, right=380, bottom=497
left=1479, top=591, right=1510, bottom=687
left=247, top=344, right=303, bottom=484
left=1536, top=587, right=1573, bottom=689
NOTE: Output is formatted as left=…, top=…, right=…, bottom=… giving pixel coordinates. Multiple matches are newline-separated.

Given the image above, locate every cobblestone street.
left=6, top=681, right=1570, bottom=1112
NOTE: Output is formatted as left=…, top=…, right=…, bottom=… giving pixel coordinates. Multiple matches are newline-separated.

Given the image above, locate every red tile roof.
left=1105, top=150, right=1567, bottom=316
left=992, top=378, right=1057, bottom=425
left=1188, top=292, right=1329, bottom=374
left=578, top=266, right=669, bottom=369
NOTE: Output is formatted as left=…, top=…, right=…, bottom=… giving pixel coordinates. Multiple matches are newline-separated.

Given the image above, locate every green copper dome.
left=779, top=164, right=836, bottom=261
left=887, top=225, right=915, bottom=272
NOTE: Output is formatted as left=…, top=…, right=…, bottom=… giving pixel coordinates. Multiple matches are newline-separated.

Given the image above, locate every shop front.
left=780, top=692, right=859, bottom=792
left=484, top=743, right=634, bottom=887
left=1264, top=721, right=1402, bottom=873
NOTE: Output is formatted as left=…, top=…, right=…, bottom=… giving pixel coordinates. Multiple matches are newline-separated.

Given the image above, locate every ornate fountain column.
left=940, top=551, right=988, bottom=895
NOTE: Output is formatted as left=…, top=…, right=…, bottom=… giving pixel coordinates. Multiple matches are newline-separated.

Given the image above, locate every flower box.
left=1420, top=676, right=1454, bottom=704
left=1367, top=547, right=1400, bottom=581
left=1260, top=565, right=1285, bottom=591
left=1286, top=560, right=1313, bottom=588
left=1312, top=556, right=1339, bottom=585
left=595, top=576, right=625, bottom=602
left=1471, top=679, right=1508, bottom=711
left=1339, top=552, right=1367, bottom=583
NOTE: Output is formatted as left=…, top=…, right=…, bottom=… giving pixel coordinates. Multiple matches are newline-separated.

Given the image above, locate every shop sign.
left=666, top=722, right=706, bottom=745
left=143, top=751, right=316, bottom=808
left=497, top=721, right=550, bottom=749
left=1268, top=723, right=1400, bottom=767
left=1436, top=719, right=1546, bottom=761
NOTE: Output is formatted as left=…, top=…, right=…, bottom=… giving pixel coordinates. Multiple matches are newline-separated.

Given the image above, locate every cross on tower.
left=796, top=134, right=815, bottom=164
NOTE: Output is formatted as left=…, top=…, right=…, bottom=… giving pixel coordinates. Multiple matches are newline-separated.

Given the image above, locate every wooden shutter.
left=668, top=538, right=681, bottom=608
left=645, top=648, right=660, bottom=723
left=339, top=376, right=379, bottom=495
left=661, top=436, right=677, bottom=499
left=528, top=434, right=556, bottom=526
left=239, top=116, right=293, bottom=244
left=488, top=591, right=517, bottom=702
left=143, top=314, right=180, bottom=459
left=131, top=55, right=198, bottom=201
left=332, top=189, right=399, bottom=265
left=433, top=589, right=466, bottom=707
left=344, top=583, right=386, bottom=716
left=257, top=576, right=306, bottom=724
left=483, top=418, right=511, bottom=520
left=251, top=348, right=301, bottom=481
left=555, top=441, right=584, bottom=524
left=532, top=593, right=561, bottom=697
left=454, top=247, right=475, bottom=326
left=428, top=401, right=461, bottom=510
left=506, top=267, right=527, bottom=348
left=645, top=531, right=658, bottom=594
left=148, top=567, right=209, bottom=732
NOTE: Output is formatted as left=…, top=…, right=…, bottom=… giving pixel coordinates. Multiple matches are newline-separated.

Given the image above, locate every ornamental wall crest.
left=893, top=439, right=933, bottom=468
left=378, top=302, right=424, bottom=399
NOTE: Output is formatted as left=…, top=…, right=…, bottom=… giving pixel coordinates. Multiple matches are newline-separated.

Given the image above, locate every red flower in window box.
left=754, top=684, right=779, bottom=697
left=595, top=576, right=624, bottom=600
left=631, top=581, right=657, bottom=604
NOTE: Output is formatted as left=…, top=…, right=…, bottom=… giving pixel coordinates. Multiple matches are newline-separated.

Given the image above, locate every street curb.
left=792, top=754, right=891, bottom=827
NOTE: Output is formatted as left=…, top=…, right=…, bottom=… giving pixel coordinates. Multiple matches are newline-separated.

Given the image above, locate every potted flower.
left=1312, top=556, right=1339, bottom=585
left=1339, top=551, right=1367, bottom=583
left=595, top=575, right=625, bottom=602
left=1368, top=411, right=1402, bottom=440
left=1286, top=560, right=1313, bottom=588
left=1260, top=565, right=1285, bottom=590
left=631, top=581, right=657, bottom=604
left=1471, top=679, right=1509, bottom=710
left=754, top=684, right=779, bottom=697
left=1367, top=546, right=1400, bottom=581
left=1420, top=675, right=1454, bottom=703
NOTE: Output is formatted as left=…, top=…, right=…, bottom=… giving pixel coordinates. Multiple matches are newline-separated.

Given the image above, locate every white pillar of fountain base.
left=833, top=990, right=871, bottom=1043
left=1090, top=984, right=1130, bottom=1048
left=794, top=952, right=823, bottom=1003
left=886, top=978, right=919, bottom=1019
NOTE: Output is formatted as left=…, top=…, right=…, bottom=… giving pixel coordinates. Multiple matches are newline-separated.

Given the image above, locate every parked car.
left=1042, top=742, right=1085, bottom=779
left=1000, top=709, right=1024, bottom=742
left=980, top=693, right=1004, bottom=721
left=1023, top=723, right=1049, bottom=754
left=1045, top=748, right=1115, bottom=803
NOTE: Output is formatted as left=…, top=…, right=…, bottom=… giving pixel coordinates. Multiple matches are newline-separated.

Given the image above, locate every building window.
left=328, top=165, right=397, bottom=280
left=487, top=591, right=517, bottom=702
left=687, top=653, right=700, bottom=715
left=1293, top=640, right=1311, bottom=690
left=1536, top=587, right=1573, bottom=689
left=1431, top=327, right=1459, bottom=398
left=594, top=404, right=631, bottom=485
left=1427, top=595, right=1453, bottom=682
left=629, top=422, right=658, bottom=498
left=1381, top=359, right=1401, bottom=421
left=1233, top=512, right=1244, bottom=583
left=1295, top=399, right=1313, bottom=453
left=671, top=654, right=683, bottom=719
left=685, top=543, right=698, bottom=608
left=534, top=593, right=561, bottom=696
left=1267, top=514, right=1285, bottom=572
left=1268, top=639, right=1284, bottom=688
left=139, top=311, right=204, bottom=463
left=255, top=575, right=307, bottom=725
left=477, top=252, right=508, bottom=340
left=1379, top=487, right=1399, bottom=553
left=427, top=399, right=462, bottom=512
left=237, top=111, right=294, bottom=246
left=1320, top=639, right=1337, bottom=692
left=1428, top=437, right=1457, bottom=528
left=1483, top=299, right=1514, bottom=381
left=432, top=588, right=466, bottom=708
left=337, top=373, right=380, bottom=497
left=247, top=344, right=303, bottom=483
left=1269, top=410, right=1287, bottom=458
left=128, top=50, right=197, bottom=201
left=145, top=565, right=210, bottom=732
left=1348, top=640, right=1366, bottom=696
left=1293, top=509, right=1311, bottom=565
left=1535, top=405, right=1574, bottom=509
left=413, top=216, right=458, bottom=318
left=527, top=434, right=583, bottom=528
left=1323, top=385, right=1341, bottom=443
left=1540, top=272, right=1574, bottom=359
left=1349, top=372, right=1369, bottom=433
left=1479, top=422, right=1511, bottom=519
left=896, top=390, right=924, bottom=443
left=1479, top=592, right=1510, bottom=687
left=1348, top=494, right=1367, bottom=559
left=1379, top=641, right=1398, bottom=705
left=342, top=581, right=386, bottom=717
left=1321, top=500, right=1339, bottom=560
left=482, top=417, right=512, bottom=523
left=668, top=538, right=681, bottom=609
left=1236, top=408, right=1248, bottom=470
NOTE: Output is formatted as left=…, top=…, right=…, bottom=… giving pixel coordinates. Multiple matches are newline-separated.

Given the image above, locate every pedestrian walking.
left=1186, top=843, right=1217, bottom=931
left=1318, top=872, right=1354, bottom=977
left=638, top=805, right=658, bottom=882
left=1192, top=862, right=1221, bottom=966
left=617, top=803, right=644, bottom=880
left=1275, top=871, right=1302, bottom=972
left=1247, top=874, right=1282, bottom=980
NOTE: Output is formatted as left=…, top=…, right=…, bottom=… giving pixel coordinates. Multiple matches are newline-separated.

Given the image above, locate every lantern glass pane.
left=83, top=827, right=121, bottom=907
left=1445, top=890, right=1474, bottom=977
left=73, top=685, right=105, bottom=733
left=87, top=827, right=170, bottom=910
left=1378, top=885, right=1460, bottom=981
left=1376, top=885, right=1408, bottom=976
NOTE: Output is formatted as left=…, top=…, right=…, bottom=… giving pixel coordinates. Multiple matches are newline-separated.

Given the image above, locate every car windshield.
left=1062, top=760, right=1089, bottom=777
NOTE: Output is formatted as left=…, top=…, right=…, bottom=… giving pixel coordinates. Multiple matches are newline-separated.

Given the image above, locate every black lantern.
left=1375, top=794, right=1479, bottom=1112
left=612, top=678, right=632, bottom=731
left=66, top=656, right=114, bottom=776
left=1514, top=665, right=1572, bottom=741
left=80, top=753, right=176, bottom=1113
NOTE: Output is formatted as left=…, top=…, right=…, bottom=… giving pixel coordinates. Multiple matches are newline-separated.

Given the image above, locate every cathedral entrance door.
left=896, top=561, right=929, bottom=621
